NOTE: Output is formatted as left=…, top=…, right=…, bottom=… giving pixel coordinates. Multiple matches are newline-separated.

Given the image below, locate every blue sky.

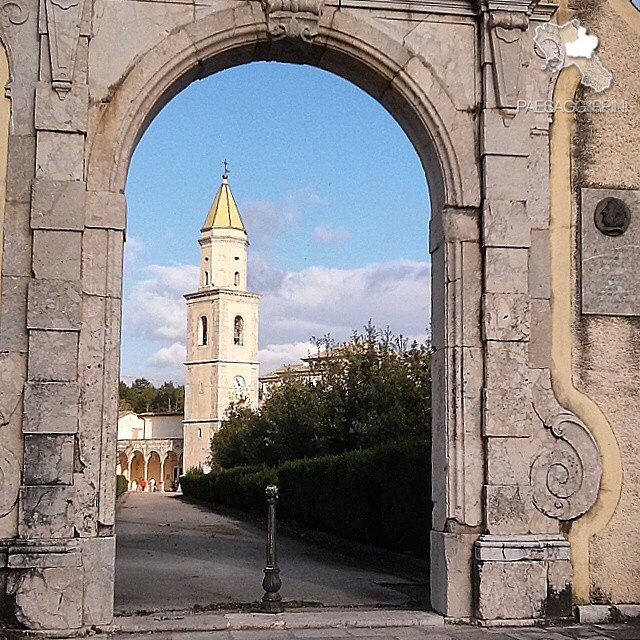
left=121, top=62, right=431, bottom=383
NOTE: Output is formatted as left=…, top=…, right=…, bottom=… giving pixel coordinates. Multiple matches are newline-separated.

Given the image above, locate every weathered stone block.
left=23, top=434, right=74, bottom=485
left=430, top=244, right=445, bottom=351
left=485, top=484, right=534, bottom=535
left=430, top=531, right=476, bottom=619
left=485, top=248, right=528, bottom=294
left=6, top=566, right=83, bottom=629
left=460, top=241, right=482, bottom=347
left=35, top=82, right=89, bottom=133
left=482, top=110, right=533, bottom=156
left=85, top=190, right=126, bottom=230
left=432, top=346, right=484, bottom=529
left=581, top=187, right=640, bottom=315
left=546, top=558, right=572, bottom=618
left=0, top=352, right=26, bottom=528
left=23, top=382, right=79, bottom=434
left=18, top=486, right=74, bottom=538
left=477, top=559, right=547, bottom=620
left=0, top=276, right=28, bottom=352
left=35, top=131, right=84, bottom=181
left=31, top=179, right=86, bottom=230
left=483, top=293, right=529, bottom=341
left=82, top=537, right=115, bottom=626
left=485, top=341, right=532, bottom=389
left=526, top=132, right=551, bottom=230
left=27, top=330, right=78, bottom=382
left=529, top=229, right=551, bottom=299
left=98, top=296, right=121, bottom=526
left=484, top=155, right=529, bottom=201
left=2, top=201, right=32, bottom=277
left=430, top=208, right=480, bottom=249
left=6, top=135, right=36, bottom=204
left=483, top=200, right=530, bottom=248
left=8, top=550, right=80, bottom=569
left=32, top=230, right=82, bottom=280
left=107, top=230, right=124, bottom=298
left=529, top=299, right=551, bottom=370
left=84, top=230, right=108, bottom=299
left=75, top=294, right=108, bottom=536
left=27, top=279, right=82, bottom=330
left=486, top=437, right=532, bottom=485
left=475, top=535, right=571, bottom=563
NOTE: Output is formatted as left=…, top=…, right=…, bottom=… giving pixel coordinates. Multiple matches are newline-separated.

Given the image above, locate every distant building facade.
left=116, top=411, right=183, bottom=491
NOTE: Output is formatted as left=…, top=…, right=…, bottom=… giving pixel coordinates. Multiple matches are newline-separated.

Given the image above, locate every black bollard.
left=261, top=484, right=284, bottom=613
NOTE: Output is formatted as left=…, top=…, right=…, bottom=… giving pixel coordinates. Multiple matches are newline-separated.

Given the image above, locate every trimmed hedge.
left=181, top=439, right=430, bottom=557
left=116, top=474, right=128, bottom=497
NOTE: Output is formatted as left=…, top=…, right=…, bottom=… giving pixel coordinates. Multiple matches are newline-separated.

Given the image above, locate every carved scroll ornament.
left=530, top=411, right=602, bottom=521
left=260, top=0, right=325, bottom=43
left=0, top=0, right=28, bottom=25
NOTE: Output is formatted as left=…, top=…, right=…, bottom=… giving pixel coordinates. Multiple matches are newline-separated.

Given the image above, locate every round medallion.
left=594, top=197, right=631, bottom=237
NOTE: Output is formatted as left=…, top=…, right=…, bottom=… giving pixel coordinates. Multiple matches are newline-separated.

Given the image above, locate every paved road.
left=115, top=492, right=427, bottom=613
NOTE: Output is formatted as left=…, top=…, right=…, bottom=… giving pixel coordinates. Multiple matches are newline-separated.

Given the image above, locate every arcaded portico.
left=0, top=0, right=638, bottom=633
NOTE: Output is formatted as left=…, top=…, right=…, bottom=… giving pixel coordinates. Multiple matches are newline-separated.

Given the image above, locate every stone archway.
left=163, top=452, right=180, bottom=492
left=0, top=0, right=613, bottom=633
left=129, top=451, right=145, bottom=490
left=146, top=452, right=161, bottom=491
left=116, top=451, right=128, bottom=479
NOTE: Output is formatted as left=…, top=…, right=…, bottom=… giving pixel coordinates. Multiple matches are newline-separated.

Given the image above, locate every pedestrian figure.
left=150, top=478, right=156, bottom=493
left=140, top=479, right=147, bottom=492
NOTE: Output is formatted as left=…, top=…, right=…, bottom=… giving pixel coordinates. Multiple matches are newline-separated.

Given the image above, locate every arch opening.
left=94, top=4, right=477, bottom=622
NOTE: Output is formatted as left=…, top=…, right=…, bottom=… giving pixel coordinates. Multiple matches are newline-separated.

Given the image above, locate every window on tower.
left=199, top=315, right=208, bottom=346
left=234, top=315, right=244, bottom=346
left=234, top=271, right=240, bottom=286
left=204, top=270, right=210, bottom=286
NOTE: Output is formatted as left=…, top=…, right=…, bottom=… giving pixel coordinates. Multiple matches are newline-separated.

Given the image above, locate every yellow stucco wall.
left=552, top=0, right=640, bottom=604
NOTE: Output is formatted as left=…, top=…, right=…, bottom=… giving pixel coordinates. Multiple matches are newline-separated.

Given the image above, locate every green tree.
left=211, top=324, right=431, bottom=468
left=118, top=378, right=185, bottom=414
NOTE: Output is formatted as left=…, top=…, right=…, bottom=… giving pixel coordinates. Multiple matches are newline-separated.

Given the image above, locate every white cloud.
left=123, top=235, right=144, bottom=270
left=148, top=341, right=186, bottom=368
left=241, top=189, right=328, bottom=246
left=122, top=258, right=430, bottom=379
left=258, top=341, right=315, bottom=375
left=312, top=224, right=350, bottom=244
left=124, top=264, right=198, bottom=342
left=259, top=259, right=431, bottom=348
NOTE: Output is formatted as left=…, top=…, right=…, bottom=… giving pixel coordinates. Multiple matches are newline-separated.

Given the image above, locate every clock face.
left=233, top=375, right=246, bottom=390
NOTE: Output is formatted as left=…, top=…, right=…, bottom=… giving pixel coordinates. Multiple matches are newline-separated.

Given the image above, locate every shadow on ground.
left=114, top=492, right=429, bottom=615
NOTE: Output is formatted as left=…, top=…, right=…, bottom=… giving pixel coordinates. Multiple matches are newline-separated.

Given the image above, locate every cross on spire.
left=222, top=159, right=230, bottom=180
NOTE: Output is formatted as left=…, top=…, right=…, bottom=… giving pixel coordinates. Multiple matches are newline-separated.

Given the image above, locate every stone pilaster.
left=429, top=206, right=484, bottom=619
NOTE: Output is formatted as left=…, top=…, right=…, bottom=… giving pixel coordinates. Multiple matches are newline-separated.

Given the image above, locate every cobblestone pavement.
left=111, top=622, right=640, bottom=640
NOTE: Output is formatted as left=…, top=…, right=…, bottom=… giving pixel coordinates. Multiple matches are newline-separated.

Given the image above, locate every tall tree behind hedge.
left=211, top=324, right=431, bottom=468
left=119, top=378, right=185, bottom=414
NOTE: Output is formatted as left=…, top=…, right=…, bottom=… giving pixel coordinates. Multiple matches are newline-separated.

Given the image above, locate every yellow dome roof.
left=201, top=175, right=246, bottom=232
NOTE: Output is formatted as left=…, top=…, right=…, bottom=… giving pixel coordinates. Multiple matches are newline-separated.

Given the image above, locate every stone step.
left=111, top=608, right=445, bottom=635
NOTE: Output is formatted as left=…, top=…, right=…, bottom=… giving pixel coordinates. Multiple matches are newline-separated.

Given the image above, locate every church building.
left=182, top=170, right=261, bottom=470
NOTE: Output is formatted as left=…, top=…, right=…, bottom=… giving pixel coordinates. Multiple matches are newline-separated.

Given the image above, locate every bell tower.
left=183, top=168, right=261, bottom=470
